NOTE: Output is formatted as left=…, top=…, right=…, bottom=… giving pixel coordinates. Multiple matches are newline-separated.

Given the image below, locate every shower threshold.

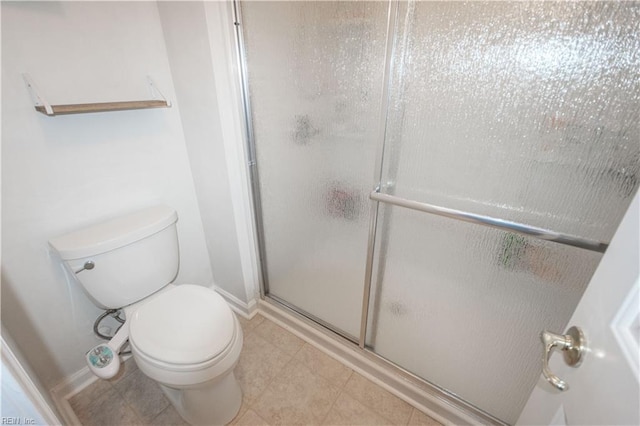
left=258, top=296, right=507, bottom=426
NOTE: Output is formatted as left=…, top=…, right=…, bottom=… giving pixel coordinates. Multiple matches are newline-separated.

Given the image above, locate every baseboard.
left=258, top=299, right=499, bottom=426
left=212, top=284, right=258, bottom=319
left=50, top=366, right=95, bottom=425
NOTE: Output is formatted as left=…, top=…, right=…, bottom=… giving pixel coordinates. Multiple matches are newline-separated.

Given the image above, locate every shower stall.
left=235, top=1, right=639, bottom=423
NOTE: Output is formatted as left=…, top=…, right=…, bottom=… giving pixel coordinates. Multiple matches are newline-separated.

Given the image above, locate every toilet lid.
left=129, top=285, right=235, bottom=365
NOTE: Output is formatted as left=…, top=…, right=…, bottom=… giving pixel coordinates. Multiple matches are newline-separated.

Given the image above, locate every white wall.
left=1, top=1, right=215, bottom=389
left=157, top=1, right=255, bottom=304
left=203, top=0, right=261, bottom=305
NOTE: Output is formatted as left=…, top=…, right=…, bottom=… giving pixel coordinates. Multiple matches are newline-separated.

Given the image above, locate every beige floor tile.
left=293, top=344, right=352, bottom=389
left=322, top=391, right=393, bottom=425
left=114, top=368, right=170, bottom=422
left=233, top=409, right=271, bottom=426
left=70, top=355, right=138, bottom=414
left=253, top=319, right=304, bottom=355
left=73, top=387, right=140, bottom=426
left=235, top=332, right=294, bottom=404
left=237, top=313, right=266, bottom=335
left=253, top=361, right=340, bottom=425
left=343, top=373, right=413, bottom=425
left=107, top=356, right=138, bottom=385
left=408, top=408, right=442, bottom=425
left=151, top=405, right=189, bottom=426
left=70, top=318, right=440, bottom=426
left=68, top=378, right=113, bottom=414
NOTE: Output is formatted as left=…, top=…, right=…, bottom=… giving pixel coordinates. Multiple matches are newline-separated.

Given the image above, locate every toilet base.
left=160, top=371, right=243, bottom=425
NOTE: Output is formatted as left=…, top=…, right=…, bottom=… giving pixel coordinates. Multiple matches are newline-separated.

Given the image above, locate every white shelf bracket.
left=147, top=76, right=171, bottom=107
left=23, top=73, right=54, bottom=115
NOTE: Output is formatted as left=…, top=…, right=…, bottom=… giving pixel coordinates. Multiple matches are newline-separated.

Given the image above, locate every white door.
left=517, top=192, right=639, bottom=425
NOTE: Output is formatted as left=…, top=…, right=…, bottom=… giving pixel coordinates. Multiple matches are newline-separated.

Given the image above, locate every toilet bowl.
left=128, top=285, right=243, bottom=425
left=48, top=206, right=243, bottom=425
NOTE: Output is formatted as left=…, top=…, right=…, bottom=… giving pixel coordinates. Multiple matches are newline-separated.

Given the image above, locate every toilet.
left=49, top=205, right=243, bottom=425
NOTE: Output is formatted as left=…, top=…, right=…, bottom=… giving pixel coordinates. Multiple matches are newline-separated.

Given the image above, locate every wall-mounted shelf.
left=23, top=74, right=171, bottom=116
left=33, top=100, right=169, bottom=116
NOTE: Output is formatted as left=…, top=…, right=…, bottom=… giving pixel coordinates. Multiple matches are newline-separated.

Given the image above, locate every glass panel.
left=382, top=1, right=640, bottom=242
left=368, top=205, right=601, bottom=423
left=241, top=1, right=388, bottom=337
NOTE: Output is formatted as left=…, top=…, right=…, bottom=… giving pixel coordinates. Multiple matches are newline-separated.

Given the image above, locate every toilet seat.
left=129, top=284, right=235, bottom=366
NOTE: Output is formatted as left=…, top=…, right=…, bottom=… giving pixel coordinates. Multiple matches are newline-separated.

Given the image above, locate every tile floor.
left=69, top=314, right=441, bottom=426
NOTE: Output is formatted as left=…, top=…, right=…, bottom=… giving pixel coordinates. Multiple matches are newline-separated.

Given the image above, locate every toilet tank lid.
left=49, top=205, right=178, bottom=260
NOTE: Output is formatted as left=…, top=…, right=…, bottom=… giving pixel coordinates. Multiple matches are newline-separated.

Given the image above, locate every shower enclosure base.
left=257, top=297, right=506, bottom=426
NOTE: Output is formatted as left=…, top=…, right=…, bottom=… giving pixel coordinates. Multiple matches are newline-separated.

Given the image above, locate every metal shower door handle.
left=541, top=326, right=586, bottom=391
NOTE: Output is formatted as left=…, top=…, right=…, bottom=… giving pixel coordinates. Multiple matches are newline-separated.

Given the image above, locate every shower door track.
left=267, top=294, right=360, bottom=345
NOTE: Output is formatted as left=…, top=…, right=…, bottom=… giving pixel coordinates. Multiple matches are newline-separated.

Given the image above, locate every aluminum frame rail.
left=369, top=190, right=609, bottom=253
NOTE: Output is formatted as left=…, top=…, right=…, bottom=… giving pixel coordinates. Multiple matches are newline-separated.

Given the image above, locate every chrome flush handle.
left=540, top=326, right=586, bottom=391
left=74, top=260, right=95, bottom=274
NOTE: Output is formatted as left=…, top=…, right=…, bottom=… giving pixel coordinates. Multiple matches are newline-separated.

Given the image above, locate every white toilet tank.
left=49, top=206, right=179, bottom=309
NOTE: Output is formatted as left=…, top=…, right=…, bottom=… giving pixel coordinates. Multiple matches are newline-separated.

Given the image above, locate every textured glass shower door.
left=241, top=0, right=639, bottom=423
left=240, top=1, right=389, bottom=338
left=366, top=1, right=639, bottom=424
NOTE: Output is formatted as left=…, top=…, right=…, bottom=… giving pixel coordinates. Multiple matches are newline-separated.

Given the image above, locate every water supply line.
left=93, top=309, right=131, bottom=355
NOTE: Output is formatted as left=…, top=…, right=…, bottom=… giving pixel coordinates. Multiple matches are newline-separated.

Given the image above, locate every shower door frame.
left=231, top=0, right=397, bottom=346
left=232, top=1, right=611, bottom=424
